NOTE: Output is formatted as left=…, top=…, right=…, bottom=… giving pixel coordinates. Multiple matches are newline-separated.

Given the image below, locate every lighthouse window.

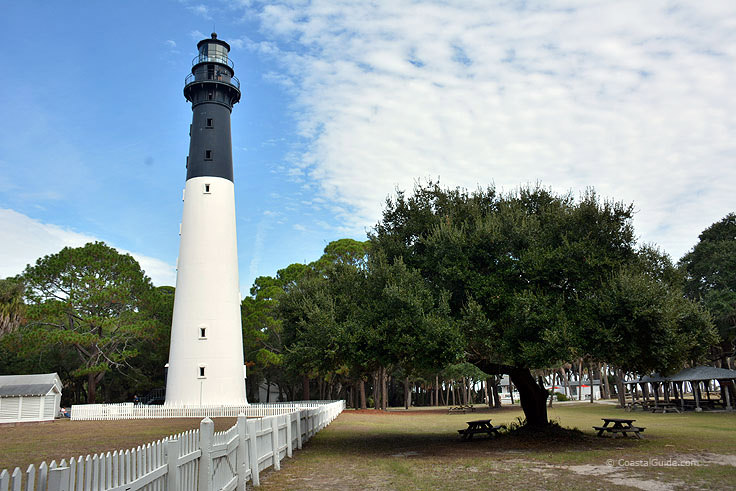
left=206, top=118, right=213, bottom=128
left=208, top=92, right=213, bottom=100
left=198, top=366, right=206, bottom=378
left=205, top=150, right=213, bottom=160
left=204, top=183, right=211, bottom=193
left=200, top=327, right=207, bottom=338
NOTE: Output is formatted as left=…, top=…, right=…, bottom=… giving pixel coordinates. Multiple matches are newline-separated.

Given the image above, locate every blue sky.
left=1, top=1, right=735, bottom=295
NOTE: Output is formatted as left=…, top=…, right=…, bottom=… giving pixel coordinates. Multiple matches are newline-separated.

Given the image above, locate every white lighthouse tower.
left=165, top=33, right=247, bottom=406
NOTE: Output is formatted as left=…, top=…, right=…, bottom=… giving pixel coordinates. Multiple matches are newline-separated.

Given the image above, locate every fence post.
left=270, top=417, right=280, bottom=470
left=199, top=418, right=214, bottom=491
left=236, top=414, right=247, bottom=491
left=296, top=410, right=303, bottom=449
left=165, top=439, right=180, bottom=491
left=247, top=419, right=260, bottom=487
left=26, top=464, right=36, bottom=491
left=285, top=413, right=293, bottom=458
left=48, top=467, right=71, bottom=491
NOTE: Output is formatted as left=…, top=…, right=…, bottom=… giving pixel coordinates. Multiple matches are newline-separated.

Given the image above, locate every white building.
left=0, top=373, right=62, bottom=423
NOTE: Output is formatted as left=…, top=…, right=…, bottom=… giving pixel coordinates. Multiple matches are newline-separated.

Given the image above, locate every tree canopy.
left=370, top=182, right=716, bottom=425
left=0, top=277, right=25, bottom=337
left=18, top=242, right=157, bottom=403
left=680, top=213, right=736, bottom=363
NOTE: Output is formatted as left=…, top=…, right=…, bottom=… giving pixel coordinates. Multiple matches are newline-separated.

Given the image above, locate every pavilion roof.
left=670, top=366, right=736, bottom=382
left=638, top=373, right=669, bottom=383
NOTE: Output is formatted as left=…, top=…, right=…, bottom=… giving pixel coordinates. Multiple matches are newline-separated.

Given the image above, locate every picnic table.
left=593, top=418, right=645, bottom=439
left=625, top=400, right=653, bottom=411
left=651, top=402, right=680, bottom=413
left=458, top=419, right=503, bottom=440
left=448, top=404, right=476, bottom=414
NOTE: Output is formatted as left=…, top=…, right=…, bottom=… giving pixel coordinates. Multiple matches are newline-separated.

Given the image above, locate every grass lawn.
left=257, top=403, right=736, bottom=490
left=0, top=417, right=236, bottom=472
left=1, top=403, right=734, bottom=489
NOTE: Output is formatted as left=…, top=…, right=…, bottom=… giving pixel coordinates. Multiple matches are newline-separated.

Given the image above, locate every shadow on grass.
left=308, top=425, right=637, bottom=458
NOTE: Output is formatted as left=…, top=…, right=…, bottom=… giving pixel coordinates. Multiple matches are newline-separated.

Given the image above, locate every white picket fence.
left=0, top=400, right=344, bottom=491
left=70, top=401, right=339, bottom=421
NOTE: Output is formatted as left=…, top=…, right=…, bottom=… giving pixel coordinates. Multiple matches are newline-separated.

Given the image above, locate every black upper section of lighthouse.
left=184, top=33, right=241, bottom=182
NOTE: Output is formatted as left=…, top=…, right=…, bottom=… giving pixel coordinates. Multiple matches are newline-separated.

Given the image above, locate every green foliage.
left=270, top=239, right=462, bottom=398
left=370, top=181, right=717, bottom=426
left=314, top=238, right=369, bottom=270
left=0, top=277, right=25, bottom=336
left=555, top=392, right=568, bottom=401
left=18, top=242, right=157, bottom=402
left=680, top=213, right=736, bottom=356
left=241, top=182, right=720, bottom=414
left=440, top=362, right=488, bottom=381
left=584, top=257, right=718, bottom=374
left=365, top=253, right=463, bottom=375
left=372, top=183, right=643, bottom=369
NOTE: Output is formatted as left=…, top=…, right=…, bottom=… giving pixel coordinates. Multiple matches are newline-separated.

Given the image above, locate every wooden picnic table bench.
left=458, top=419, right=503, bottom=440
left=625, top=400, right=653, bottom=411
left=651, top=402, right=680, bottom=413
left=593, top=418, right=645, bottom=439
left=448, top=404, right=476, bottom=414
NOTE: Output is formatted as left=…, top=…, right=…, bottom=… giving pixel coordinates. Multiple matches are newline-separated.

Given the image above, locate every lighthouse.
left=165, top=33, right=247, bottom=406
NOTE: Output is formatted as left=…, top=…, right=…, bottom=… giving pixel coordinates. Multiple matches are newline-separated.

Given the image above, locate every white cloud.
left=246, top=0, right=736, bottom=260
left=0, top=209, right=176, bottom=286
left=188, top=4, right=211, bottom=20
left=165, top=39, right=177, bottom=48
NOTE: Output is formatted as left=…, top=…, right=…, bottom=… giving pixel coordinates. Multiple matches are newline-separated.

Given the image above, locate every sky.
left=1, top=1, right=735, bottom=295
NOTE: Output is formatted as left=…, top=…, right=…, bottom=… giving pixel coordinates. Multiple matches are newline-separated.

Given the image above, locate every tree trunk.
left=602, top=363, right=611, bottom=399
left=373, top=371, right=380, bottom=410
left=589, top=362, right=595, bottom=403
left=461, top=377, right=468, bottom=405
left=577, top=359, right=583, bottom=401
left=404, top=377, right=411, bottom=409
left=435, top=375, right=439, bottom=407
left=491, top=378, right=501, bottom=408
left=615, top=368, right=626, bottom=407
left=560, top=367, right=569, bottom=398
left=359, top=379, right=367, bottom=409
left=381, top=367, right=388, bottom=411
left=509, top=381, right=514, bottom=405
left=87, top=372, right=97, bottom=404
left=509, top=367, right=549, bottom=427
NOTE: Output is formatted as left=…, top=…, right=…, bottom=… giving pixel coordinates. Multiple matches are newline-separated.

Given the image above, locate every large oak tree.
left=371, top=182, right=716, bottom=426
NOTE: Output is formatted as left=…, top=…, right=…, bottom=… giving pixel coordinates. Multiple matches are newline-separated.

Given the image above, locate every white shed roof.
left=0, top=373, right=62, bottom=397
